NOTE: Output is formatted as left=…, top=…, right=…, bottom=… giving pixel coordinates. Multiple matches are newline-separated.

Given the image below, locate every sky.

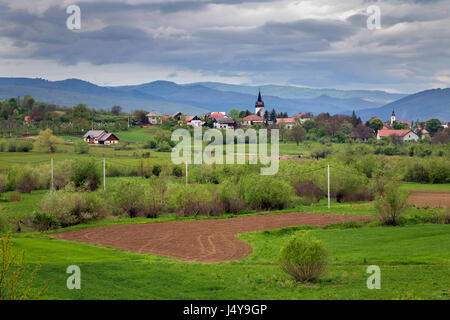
left=0, top=0, right=449, bottom=93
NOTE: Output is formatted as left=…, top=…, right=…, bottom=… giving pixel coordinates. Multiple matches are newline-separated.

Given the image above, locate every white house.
left=377, top=129, right=419, bottom=142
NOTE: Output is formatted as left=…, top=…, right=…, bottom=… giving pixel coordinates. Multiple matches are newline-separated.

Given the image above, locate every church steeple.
left=391, top=109, right=396, bottom=126
left=255, top=89, right=265, bottom=116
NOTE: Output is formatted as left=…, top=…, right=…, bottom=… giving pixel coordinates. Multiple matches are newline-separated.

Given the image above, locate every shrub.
left=172, top=165, right=183, bottom=178
left=175, top=184, right=224, bottom=217
left=141, top=178, right=168, bottom=218
left=0, top=214, right=11, bottom=234
left=292, top=180, right=325, bottom=204
left=152, top=165, right=162, bottom=177
left=0, top=232, right=48, bottom=300
left=74, top=140, right=90, bottom=154
left=219, top=179, right=246, bottom=214
left=0, top=174, right=7, bottom=197
left=240, top=175, right=292, bottom=210
left=8, top=140, right=18, bottom=152
left=157, top=141, right=172, bottom=152
left=32, top=212, right=60, bottom=231
left=70, top=158, right=101, bottom=191
left=114, top=181, right=144, bottom=218
left=375, top=182, right=409, bottom=226
left=279, top=232, right=329, bottom=282
left=39, top=191, right=104, bottom=227
left=16, top=140, right=34, bottom=152
left=15, top=167, right=39, bottom=193
left=144, top=139, right=157, bottom=149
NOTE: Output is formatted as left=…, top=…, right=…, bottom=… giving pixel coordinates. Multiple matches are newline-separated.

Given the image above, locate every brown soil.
left=407, top=190, right=450, bottom=208
left=52, top=212, right=375, bottom=263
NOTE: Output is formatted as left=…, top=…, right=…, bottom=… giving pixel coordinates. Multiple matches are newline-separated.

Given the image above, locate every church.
left=254, top=90, right=266, bottom=117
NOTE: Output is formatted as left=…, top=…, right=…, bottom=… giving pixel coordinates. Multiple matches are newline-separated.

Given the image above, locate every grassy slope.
left=10, top=224, right=450, bottom=300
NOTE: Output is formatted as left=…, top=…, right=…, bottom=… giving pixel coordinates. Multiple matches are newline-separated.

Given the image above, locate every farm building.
left=243, top=114, right=264, bottom=126
left=184, top=115, right=203, bottom=127
left=376, top=129, right=419, bottom=142
left=213, top=117, right=236, bottom=130
left=146, top=110, right=161, bottom=125
left=83, top=130, right=120, bottom=145
left=276, top=118, right=296, bottom=129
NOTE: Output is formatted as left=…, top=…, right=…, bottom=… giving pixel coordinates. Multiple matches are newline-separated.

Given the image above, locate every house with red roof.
left=243, top=114, right=264, bottom=126
left=184, top=115, right=203, bottom=127
left=209, top=112, right=226, bottom=119
left=377, top=129, right=419, bottom=142
left=276, top=118, right=296, bottom=129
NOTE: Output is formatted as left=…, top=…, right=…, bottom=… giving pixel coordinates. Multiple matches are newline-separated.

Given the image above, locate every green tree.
left=228, top=108, right=240, bottom=120
left=392, top=121, right=409, bottom=130
left=35, top=128, right=63, bottom=153
left=425, top=118, right=442, bottom=136
left=290, top=125, right=306, bottom=145
left=368, top=117, right=383, bottom=133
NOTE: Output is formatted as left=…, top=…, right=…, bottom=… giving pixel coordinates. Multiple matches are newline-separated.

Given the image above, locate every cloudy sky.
left=0, top=0, right=449, bottom=93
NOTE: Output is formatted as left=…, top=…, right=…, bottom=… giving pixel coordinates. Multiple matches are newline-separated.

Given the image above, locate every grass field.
left=9, top=224, right=450, bottom=300
left=1, top=126, right=449, bottom=300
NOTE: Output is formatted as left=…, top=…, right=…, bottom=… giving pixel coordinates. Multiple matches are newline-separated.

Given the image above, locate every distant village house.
left=83, top=130, right=120, bottom=145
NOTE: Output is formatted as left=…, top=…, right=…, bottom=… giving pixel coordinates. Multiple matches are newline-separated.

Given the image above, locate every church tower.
left=391, top=109, right=396, bottom=126
left=255, top=90, right=265, bottom=117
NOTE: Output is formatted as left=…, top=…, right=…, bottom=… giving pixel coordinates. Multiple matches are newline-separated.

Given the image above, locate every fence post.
left=103, top=158, right=106, bottom=191
left=185, top=161, right=188, bottom=185
left=51, top=158, right=54, bottom=190
left=327, top=164, right=330, bottom=209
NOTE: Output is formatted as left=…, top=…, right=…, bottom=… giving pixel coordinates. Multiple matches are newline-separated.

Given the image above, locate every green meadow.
left=9, top=224, right=450, bottom=300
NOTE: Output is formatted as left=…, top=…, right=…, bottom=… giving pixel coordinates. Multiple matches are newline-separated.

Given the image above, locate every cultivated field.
left=1, top=126, right=449, bottom=300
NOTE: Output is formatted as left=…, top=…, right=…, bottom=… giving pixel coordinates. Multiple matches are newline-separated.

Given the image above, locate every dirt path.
left=407, top=190, right=450, bottom=208
left=52, top=212, right=375, bottom=263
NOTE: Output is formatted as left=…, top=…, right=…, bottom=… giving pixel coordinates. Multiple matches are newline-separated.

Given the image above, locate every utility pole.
left=103, top=158, right=106, bottom=191
left=51, top=158, right=54, bottom=190
left=186, top=161, right=188, bottom=185
left=128, top=113, right=130, bottom=129
left=327, top=164, right=330, bottom=209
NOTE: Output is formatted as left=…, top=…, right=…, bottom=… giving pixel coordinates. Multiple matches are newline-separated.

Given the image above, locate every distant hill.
left=0, top=78, right=208, bottom=115
left=356, top=88, right=450, bottom=121
left=3, top=77, right=446, bottom=120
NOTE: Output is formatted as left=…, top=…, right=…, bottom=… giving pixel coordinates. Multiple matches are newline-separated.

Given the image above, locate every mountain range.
left=0, top=77, right=448, bottom=121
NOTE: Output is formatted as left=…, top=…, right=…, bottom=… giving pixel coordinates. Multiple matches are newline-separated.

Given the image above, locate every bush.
left=172, top=165, right=183, bottom=178
left=74, top=141, right=90, bottom=154
left=114, top=181, right=144, bottom=218
left=0, top=232, right=48, bottom=299
left=0, top=174, right=7, bottom=197
left=70, top=159, right=101, bottom=191
left=157, top=141, right=172, bottom=152
left=16, top=140, right=34, bottom=152
left=144, top=139, right=157, bottom=149
left=39, top=191, right=104, bottom=227
left=219, top=180, right=246, bottom=214
left=152, top=165, right=162, bottom=177
left=279, top=232, right=329, bottom=282
left=141, top=178, right=168, bottom=218
left=32, top=212, right=60, bottom=231
left=292, top=180, right=325, bottom=204
left=175, top=184, right=224, bottom=217
left=15, top=167, right=39, bottom=193
left=375, top=182, right=409, bottom=226
left=0, top=214, right=11, bottom=234
left=240, top=175, right=292, bottom=210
